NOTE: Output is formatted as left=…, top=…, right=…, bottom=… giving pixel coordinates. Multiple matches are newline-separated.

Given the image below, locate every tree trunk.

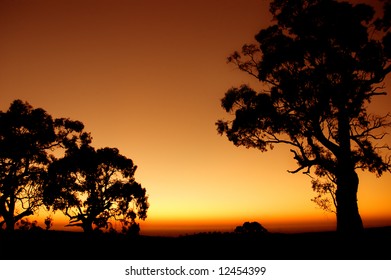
left=335, top=170, right=363, bottom=235
left=4, top=216, right=15, bottom=232
left=0, top=201, right=34, bottom=232
left=0, top=200, right=15, bottom=232
left=82, top=221, right=94, bottom=234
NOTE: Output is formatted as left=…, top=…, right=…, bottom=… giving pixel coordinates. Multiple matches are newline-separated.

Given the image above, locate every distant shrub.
left=44, top=216, right=53, bottom=230
left=17, top=219, right=43, bottom=231
left=122, top=222, right=140, bottom=236
left=234, top=221, right=268, bottom=234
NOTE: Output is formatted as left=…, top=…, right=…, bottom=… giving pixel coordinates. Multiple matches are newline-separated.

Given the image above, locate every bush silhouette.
left=234, top=221, right=268, bottom=234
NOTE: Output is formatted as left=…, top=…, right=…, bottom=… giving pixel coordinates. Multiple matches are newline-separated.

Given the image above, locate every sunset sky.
left=1, top=0, right=390, bottom=236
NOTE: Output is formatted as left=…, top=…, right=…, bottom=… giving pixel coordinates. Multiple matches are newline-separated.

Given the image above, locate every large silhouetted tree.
left=44, top=143, right=149, bottom=234
left=217, top=0, right=391, bottom=235
left=0, top=100, right=86, bottom=231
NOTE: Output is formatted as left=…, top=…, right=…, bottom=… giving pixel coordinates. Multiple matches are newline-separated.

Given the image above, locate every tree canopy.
left=43, top=143, right=149, bottom=234
left=217, top=0, right=391, bottom=235
left=0, top=100, right=86, bottom=231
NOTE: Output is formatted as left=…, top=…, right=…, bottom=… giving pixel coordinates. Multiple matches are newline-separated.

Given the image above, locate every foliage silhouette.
left=44, top=143, right=149, bottom=234
left=16, top=218, right=42, bottom=231
left=234, top=221, right=268, bottom=234
left=122, top=221, right=140, bottom=236
left=217, top=0, right=391, bottom=235
left=0, top=100, right=87, bottom=231
left=44, top=216, right=53, bottom=230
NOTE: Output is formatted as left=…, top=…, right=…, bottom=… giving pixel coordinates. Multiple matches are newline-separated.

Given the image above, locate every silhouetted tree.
left=44, top=216, right=53, bottom=230
left=122, top=221, right=140, bottom=236
left=16, top=218, right=43, bottom=231
left=309, top=179, right=338, bottom=213
left=217, top=0, right=391, bottom=235
left=234, top=221, right=268, bottom=234
left=44, top=143, right=149, bottom=234
left=0, top=100, right=86, bottom=231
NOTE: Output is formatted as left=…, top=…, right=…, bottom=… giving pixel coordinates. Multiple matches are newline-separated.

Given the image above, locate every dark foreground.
left=1, top=226, right=390, bottom=260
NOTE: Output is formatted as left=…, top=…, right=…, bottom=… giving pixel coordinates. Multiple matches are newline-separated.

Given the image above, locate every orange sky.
left=0, top=0, right=390, bottom=236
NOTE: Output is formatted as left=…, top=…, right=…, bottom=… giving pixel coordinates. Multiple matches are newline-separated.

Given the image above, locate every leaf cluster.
left=217, top=0, right=391, bottom=178
left=0, top=100, right=86, bottom=230
left=43, top=141, right=149, bottom=232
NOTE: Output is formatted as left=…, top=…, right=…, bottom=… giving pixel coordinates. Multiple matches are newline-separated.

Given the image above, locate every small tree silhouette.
left=44, top=216, right=53, bottom=231
left=44, top=143, right=149, bottom=234
left=234, top=221, right=268, bottom=234
left=122, top=221, right=140, bottom=236
left=17, top=219, right=42, bottom=231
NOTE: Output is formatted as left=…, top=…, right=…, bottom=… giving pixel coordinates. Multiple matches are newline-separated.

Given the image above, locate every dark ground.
left=0, top=226, right=390, bottom=260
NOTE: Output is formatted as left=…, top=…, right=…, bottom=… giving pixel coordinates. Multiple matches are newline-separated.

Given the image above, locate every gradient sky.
left=1, top=0, right=390, bottom=236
